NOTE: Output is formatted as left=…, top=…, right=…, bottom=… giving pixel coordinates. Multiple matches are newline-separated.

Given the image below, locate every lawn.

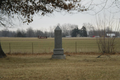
left=0, top=37, right=120, bottom=80
left=1, top=37, right=120, bottom=53
left=0, top=54, right=120, bottom=80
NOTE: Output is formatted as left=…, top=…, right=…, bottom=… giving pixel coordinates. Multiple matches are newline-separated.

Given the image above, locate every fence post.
left=48, top=47, right=50, bottom=53
left=75, top=42, right=77, bottom=53
left=9, top=43, right=11, bottom=54
left=32, top=42, right=33, bottom=54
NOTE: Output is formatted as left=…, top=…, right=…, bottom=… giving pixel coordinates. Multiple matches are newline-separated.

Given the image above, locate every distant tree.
left=15, top=29, right=26, bottom=37
left=71, top=27, right=79, bottom=37
left=71, top=26, right=87, bottom=37
left=16, top=31, right=22, bottom=37
left=60, top=24, right=78, bottom=37
left=44, top=31, right=49, bottom=37
left=1, top=29, right=9, bottom=37
left=26, top=27, right=35, bottom=37
left=47, top=24, right=78, bottom=37
left=79, top=29, right=82, bottom=37
left=35, top=30, right=44, bottom=37
left=83, top=23, right=95, bottom=37
left=10, top=31, right=16, bottom=37
left=16, top=31, right=25, bottom=37
left=81, top=26, right=87, bottom=37
left=0, top=31, right=2, bottom=37
left=49, top=26, right=55, bottom=37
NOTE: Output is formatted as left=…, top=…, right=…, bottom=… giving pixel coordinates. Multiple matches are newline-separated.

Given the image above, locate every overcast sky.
left=1, top=0, right=120, bottom=31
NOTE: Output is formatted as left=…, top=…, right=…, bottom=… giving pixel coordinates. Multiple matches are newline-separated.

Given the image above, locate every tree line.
left=0, top=24, right=88, bottom=37
left=0, top=27, right=45, bottom=37
left=71, top=26, right=87, bottom=37
left=1, top=23, right=120, bottom=38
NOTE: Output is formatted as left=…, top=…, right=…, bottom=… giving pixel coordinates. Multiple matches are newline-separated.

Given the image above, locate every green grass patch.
left=0, top=37, right=120, bottom=53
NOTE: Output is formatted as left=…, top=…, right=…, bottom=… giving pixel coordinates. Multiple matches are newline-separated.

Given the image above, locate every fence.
left=1, top=42, right=100, bottom=54
left=1, top=37, right=120, bottom=54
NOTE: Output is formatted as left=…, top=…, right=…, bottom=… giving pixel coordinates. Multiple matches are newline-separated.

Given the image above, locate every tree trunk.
left=0, top=42, right=6, bottom=58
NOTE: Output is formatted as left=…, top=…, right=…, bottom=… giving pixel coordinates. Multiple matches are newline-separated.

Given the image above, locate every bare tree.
left=60, top=23, right=78, bottom=37
left=83, top=23, right=95, bottom=37
left=26, top=27, right=35, bottom=37
left=95, top=14, right=120, bottom=58
left=35, top=30, right=44, bottom=37
left=0, top=0, right=120, bottom=26
left=0, top=0, right=89, bottom=25
left=49, top=26, right=55, bottom=37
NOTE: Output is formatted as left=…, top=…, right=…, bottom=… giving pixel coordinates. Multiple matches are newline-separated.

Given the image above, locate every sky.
left=1, top=0, right=120, bottom=32
left=18, top=12, right=96, bottom=31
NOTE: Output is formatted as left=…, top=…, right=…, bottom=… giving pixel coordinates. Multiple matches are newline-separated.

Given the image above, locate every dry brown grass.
left=0, top=54, right=120, bottom=80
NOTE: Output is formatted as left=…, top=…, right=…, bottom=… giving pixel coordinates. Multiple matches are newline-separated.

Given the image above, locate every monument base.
left=53, top=48, right=64, bottom=54
left=52, top=48, right=66, bottom=59
left=52, top=54, right=66, bottom=59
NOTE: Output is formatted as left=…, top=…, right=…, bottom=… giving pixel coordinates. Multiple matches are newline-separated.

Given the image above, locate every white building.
left=106, top=33, right=116, bottom=37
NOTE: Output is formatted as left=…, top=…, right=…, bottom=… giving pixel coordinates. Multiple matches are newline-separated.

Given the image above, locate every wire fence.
left=1, top=41, right=100, bottom=54
left=1, top=37, right=120, bottom=54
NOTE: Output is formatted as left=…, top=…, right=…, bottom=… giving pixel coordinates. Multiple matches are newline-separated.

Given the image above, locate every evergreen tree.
left=81, top=26, right=87, bottom=37
left=71, top=27, right=79, bottom=37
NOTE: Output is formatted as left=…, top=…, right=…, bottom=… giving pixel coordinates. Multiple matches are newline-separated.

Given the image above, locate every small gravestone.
left=52, top=26, right=66, bottom=59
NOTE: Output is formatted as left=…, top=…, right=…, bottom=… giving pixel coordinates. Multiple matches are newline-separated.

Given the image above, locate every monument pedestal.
left=52, top=48, right=66, bottom=59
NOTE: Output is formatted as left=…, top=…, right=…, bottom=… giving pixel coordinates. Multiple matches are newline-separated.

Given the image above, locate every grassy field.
left=0, top=37, right=120, bottom=53
left=0, top=37, right=120, bottom=80
left=0, top=54, right=120, bottom=80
